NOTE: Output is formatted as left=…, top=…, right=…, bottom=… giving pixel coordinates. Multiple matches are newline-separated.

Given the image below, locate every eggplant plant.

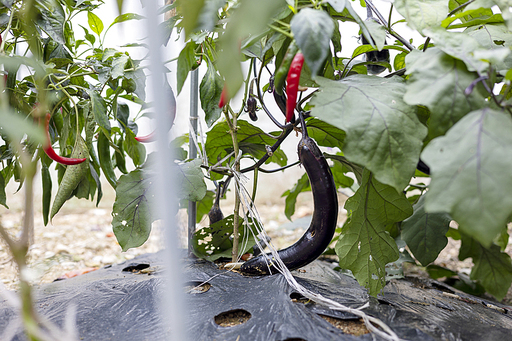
left=2, top=0, right=512, bottom=305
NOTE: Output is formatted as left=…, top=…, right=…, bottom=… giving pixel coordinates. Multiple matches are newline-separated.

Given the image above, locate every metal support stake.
left=188, top=69, right=199, bottom=255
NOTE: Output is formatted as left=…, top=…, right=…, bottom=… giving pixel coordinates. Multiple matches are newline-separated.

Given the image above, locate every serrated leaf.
left=404, top=48, right=487, bottom=139
left=87, top=11, right=104, bottom=36
left=459, top=232, right=512, bottom=301
left=423, top=27, right=487, bottom=73
left=200, top=61, right=223, bottom=127
left=401, top=195, right=451, bottom=266
left=177, top=41, right=197, bottom=95
left=394, top=0, right=448, bottom=34
left=86, top=89, right=111, bottom=133
left=306, top=117, right=345, bottom=150
left=205, top=120, right=287, bottom=167
left=291, top=8, right=334, bottom=78
left=282, top=173, right=310, bottom=220
left=422, top=109, right=512, bottom=246
left=310, top=75, right=427, bottom=191
left=176, top=159, right=206, bottom=202
left=335, top=170, right=413, bottom=296
left=112, top=169, right=153, bottom=251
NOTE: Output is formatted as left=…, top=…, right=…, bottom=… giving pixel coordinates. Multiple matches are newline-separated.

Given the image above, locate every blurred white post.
left=144, top=1, right=188, bottom=340
left=188, top=70, right=199, bottom=253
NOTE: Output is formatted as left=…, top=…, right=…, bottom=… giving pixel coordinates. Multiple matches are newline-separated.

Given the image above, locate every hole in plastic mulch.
left=184, top=281, right=211, bottom=294
left=214, top=309, right=251, bottom=327
left=319, top=314, right=369, bottom=336
left=122, top=263, right=150, bottom=272
left=280, top=338, right=307, bottom=341
left=290, top=292, right=310, bottom=304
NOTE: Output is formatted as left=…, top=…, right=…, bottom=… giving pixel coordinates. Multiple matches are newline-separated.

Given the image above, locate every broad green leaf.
left=330, top=161, right=354, bottom=189
left=291, top=8, right=334, bottom=79
left=310, top=75, right=426, bottom=192
left=112, top=169, right=153, bottom=251
left=195, top=190, right=215, bottom=223
left=0, top=109, right=46, bottom=145
left=176, top=159, right=207, bottom=202
left=401, top=195, right=451, bottom=266
left=87, top=11, right=104, bottom=36
left=423, top=27, right=487, bottom=73
left=336, top=170, right=413, bottom=296
left=493, top=0, right=512, bottom=30
left=404, top=48, right=487, bottom=139
left=192, top=214, right=257, bottom=261
left=394, top=0, right=448, bottom=34
left=426, top=264, right=458, bottom=280
left=110, top=13, right=144, bottom=27
left=217, top=0, right=286, bottom=99
left=459, top=232, right=512, bottom=301
left=35, top=0, right=66, bottom=44
left=422, top=109, right=512, bottom=246
left=205, top=120, right=287, bottom=167
left=365, top=19, right=386, bottom=51
left=177, top=41, right=197, bottom=95
left=466, top=23, right=512, bottom=74
left=86, top=89, right=111, bottom=133
left=0, top=172, right=7, bottom=209
left=282, top=173, right=310, bottom=220
left=305, top=117, right=345, bottom=150
left=200, top=61, right=223, bottom=127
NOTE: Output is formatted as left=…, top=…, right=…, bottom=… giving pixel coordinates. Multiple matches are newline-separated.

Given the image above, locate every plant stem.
left=224, top=109, right=241, bottom=263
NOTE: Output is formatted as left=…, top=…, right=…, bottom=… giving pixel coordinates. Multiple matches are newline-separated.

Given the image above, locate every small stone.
left=44, top=251, right=55, bottom=259
left=102, top=254, right=117, bottom=265
left=55, top=243, right=70, bottom=254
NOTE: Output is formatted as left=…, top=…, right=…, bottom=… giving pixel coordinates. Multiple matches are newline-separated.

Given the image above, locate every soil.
left=319, top=315, right=369, bottom=336
left=1, top=181, right=511, bottom=306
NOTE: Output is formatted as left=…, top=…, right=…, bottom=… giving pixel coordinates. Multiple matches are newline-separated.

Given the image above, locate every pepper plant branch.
left=257, top=60, right=286, bottom=129
left=257, top=160, right=301, bottom=173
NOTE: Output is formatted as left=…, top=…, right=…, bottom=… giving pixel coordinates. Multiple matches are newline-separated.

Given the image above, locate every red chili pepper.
left=43, top=113, right=86, bottom=165
left=218, top=84, right=229, bottom=108
left=285, top=52, right=304, bottom=123
left=134, top=131, right=156, bottom=143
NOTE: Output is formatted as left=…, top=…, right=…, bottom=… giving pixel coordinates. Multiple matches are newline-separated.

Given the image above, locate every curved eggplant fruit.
left=240, top=121, right=338, bottom=275
left=208, top=182, right=225, bottom=225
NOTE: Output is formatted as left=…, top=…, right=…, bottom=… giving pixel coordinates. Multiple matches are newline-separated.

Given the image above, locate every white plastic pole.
left=144, top=1, right=188, bottom=340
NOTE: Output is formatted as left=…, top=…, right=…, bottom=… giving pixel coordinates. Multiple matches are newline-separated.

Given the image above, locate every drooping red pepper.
left=43, top=113, right=86, bottom=165
left=285, top=52, right=304, bottom=123
left=218, top=84, right=229, bottom=108
left=135, top=131, right=156, bottom=143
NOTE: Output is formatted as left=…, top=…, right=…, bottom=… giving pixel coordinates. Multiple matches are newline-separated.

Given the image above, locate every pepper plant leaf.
left=177, top=41, right=198, bottom=95
left=394, top=0, right=448, bottom=34
left=401, top=195, right=451, bottom=266
left=206, top=120, right=287, bottom=167
left=0, top=172, right=7, bottom=209
left=310, top=75, right=427, bottom=192
left=305, top=117, right=345, bottom=150
left=112, top=169, right=153, bottom=251
left=282, top=173, right=310, bottom=221
left=335, top=170, right=413, bottom=296
left=291, top=8, right=334, bottom=79
left=176, top=158, right=207, bottom=202
left=404, top=48, right=487, bottom=139
left=200, top=61, right=224, bottom=127
left=422, top=109, right=512, bottom=246
left=86, top=89, right=111, bottom=133
left=459, top=232, right=512, bottom=301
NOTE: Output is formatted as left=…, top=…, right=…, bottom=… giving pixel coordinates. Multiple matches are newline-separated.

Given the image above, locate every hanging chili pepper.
left=285, top=52, right=304, bottom=123
left=43, top=113, right=87, bottom=165
left=135, top=88, right=177, bottom=143
left=218, top=84, right=229, bottom=108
